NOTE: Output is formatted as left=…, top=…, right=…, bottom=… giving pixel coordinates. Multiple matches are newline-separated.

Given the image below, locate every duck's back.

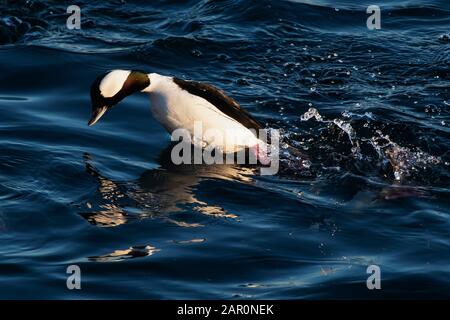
left=147, top=74, right=260, bottom=152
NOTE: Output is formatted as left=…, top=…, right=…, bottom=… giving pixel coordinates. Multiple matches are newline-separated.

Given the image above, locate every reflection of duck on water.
left=79, top=146, right=256, bottom=227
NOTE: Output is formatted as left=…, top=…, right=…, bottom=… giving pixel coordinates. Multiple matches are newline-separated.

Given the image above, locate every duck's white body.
left=143, top=73, right=262, bottom=153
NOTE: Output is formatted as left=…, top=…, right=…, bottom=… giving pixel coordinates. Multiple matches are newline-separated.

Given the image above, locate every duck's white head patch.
left=99, top=70, right=131, bottom=98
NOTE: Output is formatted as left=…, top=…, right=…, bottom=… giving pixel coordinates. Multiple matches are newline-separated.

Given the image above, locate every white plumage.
left=142, top=73, right=261, bottom=153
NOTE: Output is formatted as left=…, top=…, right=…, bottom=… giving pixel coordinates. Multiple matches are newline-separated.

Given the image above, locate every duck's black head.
left=88, top=69, right=150, bottom=126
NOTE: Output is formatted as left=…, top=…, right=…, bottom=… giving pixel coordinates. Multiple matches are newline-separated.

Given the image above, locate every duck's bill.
left=88, top=106, right=109, bottom=126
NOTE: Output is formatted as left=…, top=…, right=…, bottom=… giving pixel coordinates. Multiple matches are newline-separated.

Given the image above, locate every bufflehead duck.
left=88, top=70, right=270, bottom=162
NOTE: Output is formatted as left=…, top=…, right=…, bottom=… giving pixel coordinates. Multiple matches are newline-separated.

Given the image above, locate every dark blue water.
left=0, top=0, right=449, bottom=299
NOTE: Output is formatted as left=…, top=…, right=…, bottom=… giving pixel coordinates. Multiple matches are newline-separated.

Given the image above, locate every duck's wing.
left=173, top=78, right=263, bottom=131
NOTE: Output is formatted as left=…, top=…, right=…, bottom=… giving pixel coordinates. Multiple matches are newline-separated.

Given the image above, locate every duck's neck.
left=141, top=73, right=171, bottom=93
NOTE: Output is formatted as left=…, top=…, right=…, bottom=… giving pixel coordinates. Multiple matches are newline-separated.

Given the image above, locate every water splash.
left=368, top=131, right=441, bottom=181
left=299, top=108, right=441, bottom=182
left=301, top=107, right=361, bottom=157
left=300, top=107, right=323, bottom=122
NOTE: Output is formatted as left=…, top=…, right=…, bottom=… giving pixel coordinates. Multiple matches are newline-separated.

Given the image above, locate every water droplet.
left=191, top=49, right=202, bottom=57
left=301, top=108, right=323, bottom=122
left=302, top=160, right=311, bottom=169
left=342, top=110, right=351, bottom=118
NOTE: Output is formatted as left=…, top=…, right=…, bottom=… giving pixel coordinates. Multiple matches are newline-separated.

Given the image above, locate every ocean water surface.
left=0, top=0, right=449, bottom=298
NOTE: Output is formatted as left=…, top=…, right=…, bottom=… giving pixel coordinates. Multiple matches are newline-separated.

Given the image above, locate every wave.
left=1, top=0, right=448, bottom=51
